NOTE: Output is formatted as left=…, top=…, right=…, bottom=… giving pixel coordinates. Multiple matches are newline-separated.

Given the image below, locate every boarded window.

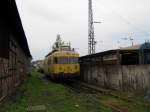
left=121, top=52, right=139, bottom=65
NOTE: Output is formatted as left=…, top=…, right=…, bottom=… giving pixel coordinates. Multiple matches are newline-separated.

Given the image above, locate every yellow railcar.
left=43, top=50, right=80, bottom=79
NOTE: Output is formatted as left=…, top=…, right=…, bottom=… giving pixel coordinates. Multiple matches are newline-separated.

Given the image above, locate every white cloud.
left=16, top=0, right=150, bottom=60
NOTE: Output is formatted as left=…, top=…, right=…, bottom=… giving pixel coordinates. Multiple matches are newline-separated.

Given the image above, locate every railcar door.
left=144, top=49, right=150, bottom=64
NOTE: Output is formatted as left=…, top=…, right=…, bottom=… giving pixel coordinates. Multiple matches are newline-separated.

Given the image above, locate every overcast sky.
left=16, top=0, right=150, bottom=60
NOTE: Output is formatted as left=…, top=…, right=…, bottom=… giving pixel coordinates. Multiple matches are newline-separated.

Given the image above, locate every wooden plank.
left=27, top=105, right=47, bottom=112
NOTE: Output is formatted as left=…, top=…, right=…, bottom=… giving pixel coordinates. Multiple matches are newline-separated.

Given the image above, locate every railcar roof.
left=46, top=50, right=79, bottom=57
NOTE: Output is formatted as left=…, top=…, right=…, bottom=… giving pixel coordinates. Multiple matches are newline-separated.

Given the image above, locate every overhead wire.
left=97, top=0, right=150, bottom=38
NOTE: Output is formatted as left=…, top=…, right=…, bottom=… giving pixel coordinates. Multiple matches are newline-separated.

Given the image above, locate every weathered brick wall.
left=80, top=63, right=150, bottom=93
left=0, top=58, right=9, bottom=99
left=0, top=36, right=30, bottom=101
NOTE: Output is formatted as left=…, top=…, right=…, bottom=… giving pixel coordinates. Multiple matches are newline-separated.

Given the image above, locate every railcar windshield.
left=54, top=57, right=78, bottom=64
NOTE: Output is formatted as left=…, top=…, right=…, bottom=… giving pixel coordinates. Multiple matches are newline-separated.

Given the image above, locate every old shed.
left=0, top=0, right=31, bottom=101
left=80, top=43, right=150, bottom=92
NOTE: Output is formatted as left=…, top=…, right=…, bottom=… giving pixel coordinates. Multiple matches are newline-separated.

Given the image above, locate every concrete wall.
left=80, top=63, right=150, bottom=92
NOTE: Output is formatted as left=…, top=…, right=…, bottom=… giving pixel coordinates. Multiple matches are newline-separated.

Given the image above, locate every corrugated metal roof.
left=80, top=49, right=117, bottom=59
left=80, top=44, right=141, bottom=59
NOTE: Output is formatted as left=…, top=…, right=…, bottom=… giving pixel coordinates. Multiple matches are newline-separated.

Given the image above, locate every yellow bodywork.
left=43, top=51, right=80, bottom=78
left=49, top=64, right=79, bottom=74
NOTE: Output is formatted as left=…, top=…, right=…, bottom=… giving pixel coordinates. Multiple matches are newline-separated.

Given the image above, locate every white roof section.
left=120, top=44, right=141, bottom=50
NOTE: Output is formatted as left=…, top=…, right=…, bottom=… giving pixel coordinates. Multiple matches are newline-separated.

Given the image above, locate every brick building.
left=0, top=0, right=31, bottom=101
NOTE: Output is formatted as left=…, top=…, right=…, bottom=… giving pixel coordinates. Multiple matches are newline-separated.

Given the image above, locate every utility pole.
left=129, top=37, right=134, bottom=46
left=88, top=0, right=96, bottom=54
left=121, top=35, right=134, bottom=46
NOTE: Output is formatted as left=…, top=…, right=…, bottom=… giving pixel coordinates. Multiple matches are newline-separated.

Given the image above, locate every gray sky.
left=16, top=0, right=150, bottom=60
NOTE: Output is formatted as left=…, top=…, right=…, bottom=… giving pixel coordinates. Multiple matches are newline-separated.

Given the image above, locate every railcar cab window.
left=55, top=57, right=78, bottom=64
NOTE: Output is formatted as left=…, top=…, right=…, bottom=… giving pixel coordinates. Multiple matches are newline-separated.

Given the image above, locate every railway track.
left=66, top=80, right=132, bottom=112
left=60, top=79, right=95, bottom=93
left=61, top=80, right=81, bottom=93
left=63, top=79, right=109, bottom=93
left=42, top=74, right=150, bottom=112
left=61, top=79, right=150, bottom=112
left=48, top=79, right=126, bottom=112
left=41, top=74, right=128, bottom=112
left=62, top=79, right=126, bottom=112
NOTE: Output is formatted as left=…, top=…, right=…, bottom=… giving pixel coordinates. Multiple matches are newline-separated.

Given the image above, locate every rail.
left=64, top=79, right=150, bottom=111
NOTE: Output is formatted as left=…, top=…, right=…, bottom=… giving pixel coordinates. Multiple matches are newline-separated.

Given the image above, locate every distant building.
left=80, top=42, right=150, bottom=65
left=120, top=43, right=150, bottom=64
left=32, top=60, right=44, bottom=72
left=0, top=0, right=31, bottom=101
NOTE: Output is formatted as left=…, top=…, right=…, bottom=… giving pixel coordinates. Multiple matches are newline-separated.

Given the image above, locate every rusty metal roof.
left=80, top=49, right=118, bottom=59
left=80, top=45, right=141, bottom=59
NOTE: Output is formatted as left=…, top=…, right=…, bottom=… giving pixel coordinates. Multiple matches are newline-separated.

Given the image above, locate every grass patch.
left=1, top=69, right=150, bottom=112
left=99, top=92, right=150, bottom=112
left=0, top=69, right=111, bottom=112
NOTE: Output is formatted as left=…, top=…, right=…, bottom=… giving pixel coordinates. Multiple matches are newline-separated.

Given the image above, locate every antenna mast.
left=88, top=0, right=96, bottom=54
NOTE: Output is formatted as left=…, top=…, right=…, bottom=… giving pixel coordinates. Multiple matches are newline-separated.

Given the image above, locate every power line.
left=113, top=11, right=150, bottom=38
left=97, top=0, right=150, bottom=38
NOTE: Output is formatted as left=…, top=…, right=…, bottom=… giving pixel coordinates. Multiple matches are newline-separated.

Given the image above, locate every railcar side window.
left=69, top=57, right=73, bottom=64
left=74, top=58, right=78, bottom=63
left=54, top=57, right=58, bottom=64
left=69, top=57, right=78, bottom=64
left=48, top=59, right=51, bottom=65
